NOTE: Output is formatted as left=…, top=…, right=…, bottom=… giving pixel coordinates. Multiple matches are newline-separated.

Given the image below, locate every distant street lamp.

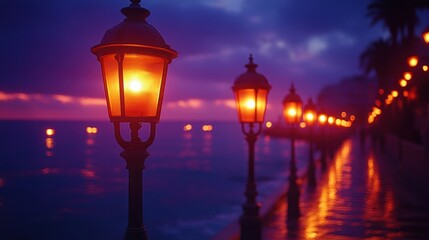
left=303, top=98, right=316, bottom=187
left=91, top=1, right=177, bottom=239
left=282, top=84, right=302, bottom=219
left=232, top=54, right=271, bottom=240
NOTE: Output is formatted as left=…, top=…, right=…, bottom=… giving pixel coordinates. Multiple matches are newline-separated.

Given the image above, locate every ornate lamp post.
left=91, top=1, right=177, bottom=239
left=317, top=113, right=328, bottom=170
left=303, top=98, right=317, bottom=186
left=232, top=54, right=271, bottom=240
left=282, top=84, right=302, bottom=219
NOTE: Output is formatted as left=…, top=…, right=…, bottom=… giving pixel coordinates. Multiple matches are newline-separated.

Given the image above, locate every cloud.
left=203, top=0, right=244, bottom=13
left=166, top=99, right=205, bottom=109
left=0, top=91, right=241, bottom=121
left=0, top=91, right=105, bottom=107
left=307, top=37, right=328, bottom=56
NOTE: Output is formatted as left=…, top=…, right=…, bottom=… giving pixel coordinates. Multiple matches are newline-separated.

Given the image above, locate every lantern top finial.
left=283, top=83, right=302, bottom=104
left=304, top=98, right=316, bottom=111
left=91, top=0, right=177, bottom=61
left=290, top=84, right=296, bottom=94
left=232, top=54, right=271, bottom=90
left=245, top=54, right=257, bottom=72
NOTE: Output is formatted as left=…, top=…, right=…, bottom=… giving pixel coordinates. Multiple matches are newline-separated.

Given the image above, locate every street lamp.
left=91, top=1, right=177, bottom=239
left=232, top=54, right=271, bottom=240
left=282, top=84, right=302, bottom=219
left=303, top=98, right=316, bottom=187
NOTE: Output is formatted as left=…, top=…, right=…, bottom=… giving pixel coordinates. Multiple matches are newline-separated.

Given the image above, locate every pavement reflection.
left=262, top=136, right=429, bottom=239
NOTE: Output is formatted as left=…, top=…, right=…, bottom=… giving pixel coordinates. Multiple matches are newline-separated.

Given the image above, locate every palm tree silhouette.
left=359, top=39, right=393, bottom=90
left=367, top=0, right=429, bottom=44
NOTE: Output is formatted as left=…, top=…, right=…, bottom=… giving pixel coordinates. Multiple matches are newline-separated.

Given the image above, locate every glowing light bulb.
left=129, top=79, right=143, bottom=93
left=287, top=108, right=297, bottom=116
left=183, top=124, right=192, bottom=131
left=305, top=113, right=315, bottom=122
left=46, top=129, right=55, bottom=136
left=245, top=99, right=256, bottom=109
left=408, top=56, right=418, bottom=67
left=404, top=72, right=412, bottom=80
left=318, top=114, right=327, bottom=124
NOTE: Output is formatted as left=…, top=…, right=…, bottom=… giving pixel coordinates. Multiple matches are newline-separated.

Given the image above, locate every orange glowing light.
left=423, top=65, right=429, bottom=72
left=202, top=124, right=213, bottom=132
left=86, top=127, right=98, bottom=134
left=328, top=116, right=334, bottom=125
left=300, top=122, right=306, bottom=128
left=318, top=114, right=327, bottom=124
left=399, top=79, right=407, bottom=87
left=423, top=31, right=429, bottom=44
left=46, top=129, right=55, bottom=136
left=391, top=90, right=398, bottom=98
left=183, top=124, right=192, bottom=131
left=385, top=98, right=393, bottom=105
left=341, top=112, right=346, bottom=118
left=403, top=91, right=409, bottom=97
left=375, top=100, right=381, bottom=107
left=287, top=108, right=297, bottom=117
left=128, top=78, right=144, bottom=93
left=335, top=119, right=341, bottom=126
left=45, top=138, right=54, bottom=149
left=304, top=112, right=315, bottom=123
left=372, top=107, right=381, bottom=115
left=408, top=56, right=419, bottom=67
left=245, top=99, right=256, bottom=109
left=350, top=115, right=356, bottom=121
left=346, top=121, right=352, bottom=127
left=403, top=72, right=412, bottom=81
left=265, top=121, right=272, bottom=128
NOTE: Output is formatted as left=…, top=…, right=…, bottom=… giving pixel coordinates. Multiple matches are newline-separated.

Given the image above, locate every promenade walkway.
left=262, top=136, right=429, bottom=239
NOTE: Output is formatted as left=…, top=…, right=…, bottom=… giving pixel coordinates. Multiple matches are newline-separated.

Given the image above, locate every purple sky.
left=1, top=0, right=427, bottom=121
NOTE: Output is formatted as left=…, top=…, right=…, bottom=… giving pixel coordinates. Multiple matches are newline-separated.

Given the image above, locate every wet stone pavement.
left=262, top=136, right=429, bottom=239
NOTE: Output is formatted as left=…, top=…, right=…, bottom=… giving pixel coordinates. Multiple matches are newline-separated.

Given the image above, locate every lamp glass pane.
left=283, top=102, right=302, bottom=124
left=304, top=110, right=316, bottom=125
left=100, top=54, right=121, bottom=117
left=235, top=89, right=268, bottom=123
left=256, top=89, right=268, bottom=122
left=122, top=54, right=166, bottom=118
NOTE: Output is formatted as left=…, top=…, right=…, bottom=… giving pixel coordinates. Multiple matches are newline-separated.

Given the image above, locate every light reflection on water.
left=0, top=121, right=306, bottom=240
left=45, top=136, right=54, bottom=157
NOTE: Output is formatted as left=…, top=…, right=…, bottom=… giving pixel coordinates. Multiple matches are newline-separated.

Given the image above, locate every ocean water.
left=0, top=121, right=308, bottom=240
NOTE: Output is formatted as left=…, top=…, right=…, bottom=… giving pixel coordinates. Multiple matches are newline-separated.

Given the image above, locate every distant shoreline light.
left=46, top=128, right=55, bottom=136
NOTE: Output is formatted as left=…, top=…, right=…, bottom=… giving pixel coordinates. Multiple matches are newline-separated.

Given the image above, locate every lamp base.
left=124, top=226, right=147, bottom=240
left=240, top=213, right=262, bottom=240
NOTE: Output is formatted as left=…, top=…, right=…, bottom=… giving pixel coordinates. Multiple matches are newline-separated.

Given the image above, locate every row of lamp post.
left=90, top=1, right=336, bottom=239
left=282, top=84, right=303, bottom=219
left=232, top=56, right=325, bottom=238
